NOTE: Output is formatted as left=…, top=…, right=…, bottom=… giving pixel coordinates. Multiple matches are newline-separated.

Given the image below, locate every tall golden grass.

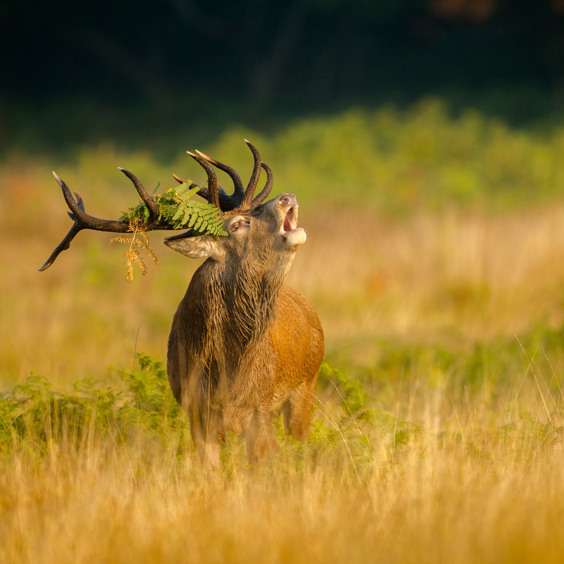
left=2, top=371, right=564, bottom=563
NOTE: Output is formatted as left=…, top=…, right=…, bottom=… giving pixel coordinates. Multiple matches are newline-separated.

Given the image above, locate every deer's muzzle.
left=277, top=193, right=306, bottom=247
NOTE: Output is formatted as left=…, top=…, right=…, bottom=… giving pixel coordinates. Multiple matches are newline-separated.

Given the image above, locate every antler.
left=39, top=169, right=174, bottom=271
left=174, top=139, right=273, bottom=212
left=40, top=140, right=275, bottom=271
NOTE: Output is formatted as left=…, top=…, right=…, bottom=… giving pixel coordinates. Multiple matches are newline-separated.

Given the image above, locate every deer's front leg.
left=245, top=406, right=280, bottom=464
left=181, top=368, right=224, bottom=468
left=188, top=404, right=223, bottom=468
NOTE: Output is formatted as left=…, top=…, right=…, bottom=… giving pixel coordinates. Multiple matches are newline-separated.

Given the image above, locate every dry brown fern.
left=109, top=220, right=159, bottom=283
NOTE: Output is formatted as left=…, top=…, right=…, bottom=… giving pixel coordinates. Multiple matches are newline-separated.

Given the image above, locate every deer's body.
left=166, top=194, right=324, bottom=465
left=168, top=283, right=323, bottom=464
left=41, top=140, right=323, bottom=466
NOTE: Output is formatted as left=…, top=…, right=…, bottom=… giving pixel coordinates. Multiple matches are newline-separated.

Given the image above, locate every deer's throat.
left=192, top=259, right=288, bottom=364
left=221, top=277, right=280, bottom=354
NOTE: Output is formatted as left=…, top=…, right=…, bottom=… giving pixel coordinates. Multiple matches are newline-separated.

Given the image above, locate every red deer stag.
left=40, top=141, right=324, bottom=466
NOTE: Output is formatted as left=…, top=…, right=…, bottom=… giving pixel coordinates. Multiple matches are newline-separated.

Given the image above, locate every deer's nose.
left=277, top=193, right=298, bottom=208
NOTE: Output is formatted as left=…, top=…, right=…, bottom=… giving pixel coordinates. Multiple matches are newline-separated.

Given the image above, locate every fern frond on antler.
left=121, top=182, right=227, bottom=238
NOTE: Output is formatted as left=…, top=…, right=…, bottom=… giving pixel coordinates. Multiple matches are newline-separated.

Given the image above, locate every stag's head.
left=165, top=141, right=306, bottom=278
left=38, top=140, right=306, bottom=281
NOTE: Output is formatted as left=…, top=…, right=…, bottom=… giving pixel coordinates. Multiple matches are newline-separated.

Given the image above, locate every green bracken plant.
left=0, top=354, right=187, bottom=458
left=112, top=182, right=228, bottom=281
left=120, top=182, right=227, bottom=237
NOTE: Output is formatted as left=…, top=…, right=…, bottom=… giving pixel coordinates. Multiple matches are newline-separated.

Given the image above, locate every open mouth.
left=280, top=207, right=298, bottom=235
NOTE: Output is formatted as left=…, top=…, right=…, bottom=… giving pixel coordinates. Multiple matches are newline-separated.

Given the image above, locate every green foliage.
left=113, top=353, right=184, bottom=435
left=314, top=362, right=420, bottom=470
left=121, top=182, right=227, bottom=237
left=2, top=322, right=564, bottom=472
left=145, top=101, right=563, bottom=214
left=0, top=355, right=420, bottom=470
left=264, top=101, right=564, bottom=212
left=0, top=354, right=186, bottom=458
left=158, top=183, right=228, bottom=236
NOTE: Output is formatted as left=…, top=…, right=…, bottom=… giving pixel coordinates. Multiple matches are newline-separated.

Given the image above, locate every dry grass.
left=2, top=378, right=564, bottom=564
left=292, top=204, right=564, bottom=362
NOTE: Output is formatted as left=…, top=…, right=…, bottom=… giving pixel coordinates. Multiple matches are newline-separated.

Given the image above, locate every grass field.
left=2, top=102, right=564, bottom=562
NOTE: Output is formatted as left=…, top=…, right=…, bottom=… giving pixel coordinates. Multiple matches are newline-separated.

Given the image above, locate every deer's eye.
left=230, top=220, right=249, bottom=232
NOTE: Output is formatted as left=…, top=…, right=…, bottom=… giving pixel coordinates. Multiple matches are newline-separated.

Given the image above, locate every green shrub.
left=0, top=354, right=186, bottom=457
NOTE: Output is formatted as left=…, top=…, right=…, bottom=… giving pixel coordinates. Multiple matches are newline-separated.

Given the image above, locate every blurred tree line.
left=1, top=0, right=562, bottom=152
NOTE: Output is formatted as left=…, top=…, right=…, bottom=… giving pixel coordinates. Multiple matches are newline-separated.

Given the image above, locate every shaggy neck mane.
left=194, top=254, right=289, bottom=365
left=221, top=256, right=286, bottom=355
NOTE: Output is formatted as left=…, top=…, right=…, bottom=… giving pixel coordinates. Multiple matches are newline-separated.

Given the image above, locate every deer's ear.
left=164, top=234, right=225, bottom=260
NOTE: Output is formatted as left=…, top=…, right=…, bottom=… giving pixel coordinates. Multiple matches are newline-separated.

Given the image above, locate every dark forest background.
left=1, top=0, right=563, bottom=156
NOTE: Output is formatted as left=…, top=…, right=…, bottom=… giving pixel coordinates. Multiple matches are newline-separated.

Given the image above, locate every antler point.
left=195, top=150, right=214, bottom=163
left=172, top=173, right=187, bottom=184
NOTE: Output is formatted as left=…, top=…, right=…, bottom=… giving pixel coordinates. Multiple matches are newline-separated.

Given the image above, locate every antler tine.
left=187, top=151, right=221, bottom=210
left=68, top=190, right=86, bottom=218
left=55, top=172, right=87, bottom=223
left=38, top=222, right=83, bottom=272
left=240, top=139, right=262, bottom=210
left=172, top=173, right=187, bottom=184
left=118, top=168, right=159, bottom=218
left=183, top=153, right=239, bottom=211
left=195, top=150, right=245, bottom=199
left=251, top=162, right=274, bottom=207
left=39, top=172, right=133, bottom=271
left=52, top=172, right=132, bottom=233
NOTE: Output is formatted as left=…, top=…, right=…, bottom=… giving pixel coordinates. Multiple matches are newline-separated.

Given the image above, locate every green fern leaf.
left=172, top=206, right=184, bottom=223
left=118, top=179, right=227, bottom=239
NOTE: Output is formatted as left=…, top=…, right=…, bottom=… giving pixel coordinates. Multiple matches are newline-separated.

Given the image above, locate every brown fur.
left=165, top=194, right=324, bottom=466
